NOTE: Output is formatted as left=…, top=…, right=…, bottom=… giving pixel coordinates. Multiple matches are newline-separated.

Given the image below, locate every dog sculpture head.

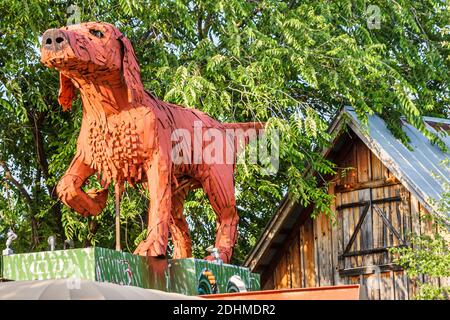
left=40, top=22, right=143, bottom=110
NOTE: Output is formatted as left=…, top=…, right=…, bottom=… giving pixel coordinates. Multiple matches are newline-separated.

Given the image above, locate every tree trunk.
left=28, top=110, right=65, bottom=242
left=83, top=218, right=99, bottom=247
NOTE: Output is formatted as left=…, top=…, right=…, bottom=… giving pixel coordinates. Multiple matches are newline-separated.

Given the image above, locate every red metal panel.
left=201, top=284, right=361, bottom=300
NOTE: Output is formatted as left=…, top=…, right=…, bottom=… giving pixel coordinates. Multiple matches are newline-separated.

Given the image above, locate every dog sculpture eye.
left=89, top=29, right=104, bottom=38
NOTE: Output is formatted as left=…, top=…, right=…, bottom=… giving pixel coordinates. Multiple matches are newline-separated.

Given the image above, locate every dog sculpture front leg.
left=134, top=153, right=172, bottom=257
left=56, top=152, right=108, bottom=217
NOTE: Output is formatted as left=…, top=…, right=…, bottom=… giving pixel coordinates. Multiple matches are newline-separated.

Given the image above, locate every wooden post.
left=115, top=182, right=121, bottom=251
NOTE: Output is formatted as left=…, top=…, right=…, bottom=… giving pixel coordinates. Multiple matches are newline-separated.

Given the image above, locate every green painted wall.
left=2, top=248, right=95, bottom=281
left=1, top=248, right=260, bottom=295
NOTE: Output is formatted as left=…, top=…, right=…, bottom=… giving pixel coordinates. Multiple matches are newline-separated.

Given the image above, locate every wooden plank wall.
left=264, top=139, right=448, bottom=299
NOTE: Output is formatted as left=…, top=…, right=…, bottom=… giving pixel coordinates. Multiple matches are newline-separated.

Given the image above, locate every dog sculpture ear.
left=117, top=34, right=144, bottom=105
left=58, top=72, right=76, bottom=111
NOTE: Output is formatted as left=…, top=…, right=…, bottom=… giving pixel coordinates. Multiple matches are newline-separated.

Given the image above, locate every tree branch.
left=27, top=109, right=65, bottom=241
left=29, top=111, right=50, bottom=182
left=0, top=160, right=33, bottom=205
left=1, top=160, right=41, bottom=248
left=197, top=11, right=204, bottom=41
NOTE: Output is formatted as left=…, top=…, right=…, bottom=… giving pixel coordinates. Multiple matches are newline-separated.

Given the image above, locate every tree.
left=0, top=0, right=449, bottom=264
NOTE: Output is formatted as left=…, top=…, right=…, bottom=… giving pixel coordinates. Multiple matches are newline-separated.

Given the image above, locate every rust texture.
left=40, top=22, right=262, bottom=263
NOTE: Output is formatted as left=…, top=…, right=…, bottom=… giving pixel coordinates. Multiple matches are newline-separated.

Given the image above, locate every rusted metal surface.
left=201, top=284, right=362, bottom=300
left=40, top=22, right=263, bottom=263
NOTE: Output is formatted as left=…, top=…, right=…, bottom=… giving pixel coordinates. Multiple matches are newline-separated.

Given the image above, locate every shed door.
left=336, top=184, right=409, bottom=274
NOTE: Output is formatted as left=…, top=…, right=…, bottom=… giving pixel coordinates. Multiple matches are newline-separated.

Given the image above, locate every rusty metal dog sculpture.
left=40, top=22, right=262, bottom=263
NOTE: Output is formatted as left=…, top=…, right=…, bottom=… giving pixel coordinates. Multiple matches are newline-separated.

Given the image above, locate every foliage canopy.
left=0, top=0, right=449, bottom=264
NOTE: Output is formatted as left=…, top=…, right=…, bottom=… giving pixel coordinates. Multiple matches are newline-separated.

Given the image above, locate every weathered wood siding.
left=264, top=139, right=448, bottom=299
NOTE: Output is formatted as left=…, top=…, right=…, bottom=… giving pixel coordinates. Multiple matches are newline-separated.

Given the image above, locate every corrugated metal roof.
left=345, top=106, right=450, bottom=215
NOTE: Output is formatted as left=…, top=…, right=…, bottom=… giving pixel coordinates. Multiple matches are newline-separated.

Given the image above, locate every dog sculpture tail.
left=223, top=122, right=266, bottom=161
left=223, top=122, right=265, bottom=131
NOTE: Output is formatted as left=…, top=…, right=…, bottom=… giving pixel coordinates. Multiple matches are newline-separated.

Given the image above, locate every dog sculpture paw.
left=85, top=188, right=108, bottom=213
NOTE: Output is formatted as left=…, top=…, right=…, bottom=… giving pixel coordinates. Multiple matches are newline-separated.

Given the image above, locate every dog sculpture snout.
left=42, top=29, right=68, bottom=52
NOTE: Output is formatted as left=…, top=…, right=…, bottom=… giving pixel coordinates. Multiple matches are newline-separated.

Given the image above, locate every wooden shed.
left=244, top=107, right=450, bottom=300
